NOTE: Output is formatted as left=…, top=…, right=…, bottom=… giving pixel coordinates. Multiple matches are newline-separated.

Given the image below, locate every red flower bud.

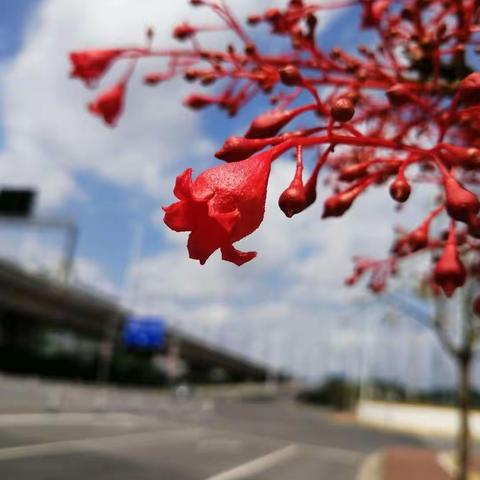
left=444, top=175, right=480, bottom=222
left=362, top=0, right=388, bottom=28
left=88, top=82, right=126, bottom=126
left=331, top=98, right=355, bottom=123
left=265, top=8, right=281, bottom=22
left=389, top=174, right=411, bottom=202
left=247, top=15, right=262, bottom=25
left=468, top=215, right=480, bottom=238
left=144, top=73, right=165, bottom=85
left=345, top=274, right=358, bottom=286
left=184, top=93, right=214, bottom=110
left=184, top=68, right=199, bottom=82
left=322, top=185, right=362, bottom=218
left=408, top=223, right=429, bottom=251
left=244, top=43, right=257, bottom=56
left=163, top=151, right=273, bottom=265
left=338, top=162, right=369, bottom=182
left=215, top=136, right=271, bottom=162
left=278, top=184, right=306, bottom=218
left=444, top=146, right=480, bottom=170
left=245, top=109, right=297, bottom=139
left=386, top=84, right=413, bottom=106
left=70, top=49, right=124, bottom=86
left=173, top=23, right=196, bottom=41
left=372, top=0, right=388, bottom=19
left=459, top=72, right=480, bottom=105
left=278, top=146, right=306, bottom=218
left=433, top=226, right=466, bottom=297
left=279, top=65, right=303, bottom=86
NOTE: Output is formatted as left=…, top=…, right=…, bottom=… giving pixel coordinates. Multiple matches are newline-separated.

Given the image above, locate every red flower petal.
left=221, top=244, right=257, bottom=266
left=163, top=202, right=196, bottom=232
left=173, top=168, right=194, bottom=200
left=187, top=221, right=225, bottom=265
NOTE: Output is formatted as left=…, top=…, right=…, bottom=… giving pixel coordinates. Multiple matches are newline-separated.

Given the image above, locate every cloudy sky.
left=0, top=0, right=472, bottom=388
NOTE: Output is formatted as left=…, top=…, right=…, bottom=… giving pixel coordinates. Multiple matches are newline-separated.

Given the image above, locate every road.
left=0, top=382, right=422, bottom=480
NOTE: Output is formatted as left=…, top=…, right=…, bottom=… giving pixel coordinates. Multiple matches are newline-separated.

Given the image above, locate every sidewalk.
left=359, top=446, right=480, bottom=480
left=383, top=447, right=449, bottom=480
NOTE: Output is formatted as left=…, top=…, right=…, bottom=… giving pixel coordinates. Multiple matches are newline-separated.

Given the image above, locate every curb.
left=356, top=451, right=383, bottom=480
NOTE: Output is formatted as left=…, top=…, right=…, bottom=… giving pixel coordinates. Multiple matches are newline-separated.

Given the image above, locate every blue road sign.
left=122, top=316, right=167, bottom=350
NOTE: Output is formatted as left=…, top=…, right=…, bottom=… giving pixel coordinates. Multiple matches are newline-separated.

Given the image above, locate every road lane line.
left=0, top=412, right=158, bottom=427
left=205, top=444, right=300, bottom=480
left=0, top=426, right=205, bottom=461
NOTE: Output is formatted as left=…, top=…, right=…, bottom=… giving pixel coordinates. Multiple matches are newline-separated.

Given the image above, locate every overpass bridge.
left=0, top=258, right=276, bottom=384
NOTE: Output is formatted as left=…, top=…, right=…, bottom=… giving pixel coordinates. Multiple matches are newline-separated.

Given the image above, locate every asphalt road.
left=0, top=387, right=422, bottom=480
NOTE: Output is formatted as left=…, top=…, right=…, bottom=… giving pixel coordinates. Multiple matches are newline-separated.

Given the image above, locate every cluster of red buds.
left=69, top=0, right=480, bottom=309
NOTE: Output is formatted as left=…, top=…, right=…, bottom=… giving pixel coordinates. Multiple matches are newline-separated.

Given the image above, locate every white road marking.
left=355, top=452, right=382, bottom=480
left=0, top=427, right=205, bottom=461
left=0, top=412, right=155, bottom=428
left=0, top=413, right=364, bottom=473
left=205, top=444, right=300, bottom=480
left=202, top=426, right=363, bottom=465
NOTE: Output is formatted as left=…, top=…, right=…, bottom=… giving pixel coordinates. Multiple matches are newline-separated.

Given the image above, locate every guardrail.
left=357, top=400, right=480, bottom=438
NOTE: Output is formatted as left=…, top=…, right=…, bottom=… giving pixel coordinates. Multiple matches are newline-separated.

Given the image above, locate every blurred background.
left=0, top=1, right=477, bottom=479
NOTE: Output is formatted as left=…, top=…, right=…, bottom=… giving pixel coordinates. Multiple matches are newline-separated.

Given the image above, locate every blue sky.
left=0, top=0, right=40, bottom=60
left=0, top=0, right=466, bottom=387
left=0, top=0, right=42, bottom=150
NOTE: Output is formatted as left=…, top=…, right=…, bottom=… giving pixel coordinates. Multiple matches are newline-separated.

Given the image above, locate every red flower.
left=163, top=152, right=273, bottom=265
left=88, top=82, right=126, bottom=126
left=70, top=49, right=124, bottom=86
